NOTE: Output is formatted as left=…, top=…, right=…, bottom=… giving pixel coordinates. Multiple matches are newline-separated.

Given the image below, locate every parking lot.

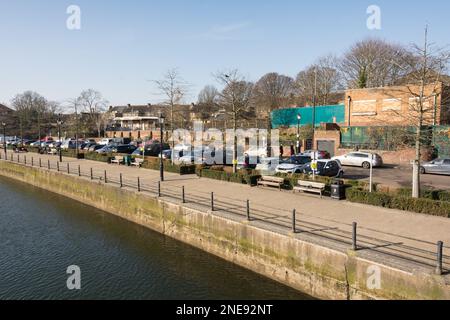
left=344, top=164, right=450, bottom=190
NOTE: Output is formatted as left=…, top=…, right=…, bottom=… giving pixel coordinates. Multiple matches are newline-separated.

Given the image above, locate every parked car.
left=255, top=157, right=281, bottom=175
left=110, top=144, right=137, bottom=154
left=132, top=142, right=171, bottom=157
left=299, top=150, right=331, bottom=160
left=88, top=144, right=104, bottom=152
left=420, top=158, right=450, bottom=175
left=332, top=152, right=383, bottom=169
left=302, top=160, right=344, bottom=177
left=275, top=156, right=311, bottom=174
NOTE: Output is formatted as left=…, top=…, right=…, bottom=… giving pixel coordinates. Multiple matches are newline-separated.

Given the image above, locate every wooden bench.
left=111, top=155, right=124, bottom=165
left=257, top=176, right=284, bottom=190
left=293, top=180, right=326, bottom=198
left=131, top=158, right=144, bottom=167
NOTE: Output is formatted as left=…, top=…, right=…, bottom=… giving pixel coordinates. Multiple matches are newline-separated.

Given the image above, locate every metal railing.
left=0, top=150, right=448, bottom=276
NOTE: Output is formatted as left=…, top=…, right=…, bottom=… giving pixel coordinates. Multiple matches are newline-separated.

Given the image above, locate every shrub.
left=196, top=168, right=261, bottom=186
left=396, top=188, right=450, bottom=203
left=61, top=149, right=84, bottom=159
left=139, top=156, right=196, bottom=175
left=346, top=188, right=450, bottom=217
left=85, top=152, right=113, bottom=163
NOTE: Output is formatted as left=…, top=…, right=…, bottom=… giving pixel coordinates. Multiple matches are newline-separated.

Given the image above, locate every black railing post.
left=67, top=163, right=70, bottom=174
left=292, top=209, right=296, bottom=233
left=57, top=161, right=59, bottom=172
left=436, top=241, right=444, bottom=275
left=31, top=157, right=34, bottom=166
left=24, top=155, right=26, bottom=165
left=182, top=186, right=185, bottom=203
left=17, top=154, right=19, bottom=163
left=211, top=192, right=215, bottom=211
left=78, top=165, right=81, bottom=177
left=90, top=168, right=93, bottom=180
left=137, top=177, right=140, bottom=192
left=120, top=173, right=123, bottom=188
left=247, top=200, right=250, bottom=221
left=104, top=170, right=107, bottom=183
left=158, top=181, right=161, bottom=197
left=352, top=222, right=358, bottom=251
left=39, top=158, right=42, bottom=168
left=47, top=159, right=50, bottom=170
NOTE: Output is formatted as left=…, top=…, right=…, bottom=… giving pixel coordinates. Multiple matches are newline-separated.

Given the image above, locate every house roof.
left=0, top=104, right=13, bottom=114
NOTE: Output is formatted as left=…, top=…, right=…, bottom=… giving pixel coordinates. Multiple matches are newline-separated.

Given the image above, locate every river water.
left=0, top=176, right=310, bottom=300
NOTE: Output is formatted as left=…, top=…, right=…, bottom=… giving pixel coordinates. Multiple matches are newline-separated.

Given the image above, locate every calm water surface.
left=0, top=176, right=311, bottom=300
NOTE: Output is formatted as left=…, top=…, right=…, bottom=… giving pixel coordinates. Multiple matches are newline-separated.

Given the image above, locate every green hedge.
left=346, top=188, right=450, bottom=217
left=196, top=168, right=261, bottom=186
left=396, top=188, right=450, bottom=202
left=85, top=152, right=113, bottom=163
left=139, top=156, right=196, bottom=175
left=61, top=150, right=84, bottom=159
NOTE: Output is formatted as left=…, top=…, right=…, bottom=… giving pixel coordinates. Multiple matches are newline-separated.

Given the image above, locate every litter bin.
left=331, top=179, right=346, bottom=200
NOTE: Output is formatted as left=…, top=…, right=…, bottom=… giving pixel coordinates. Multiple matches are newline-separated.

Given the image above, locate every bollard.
left=78, top=165, right=81, bottom=177
left=211, top=192, right=215, bottom=212
left=182, top=186, right=185, bottom=203
left=137, top=177, right=140, bottom=192
left=90, top=168, right=93, bottom=180
left=39, top=158, right=42, bottom=168
left=67, top=163, right=70, bottom=174
left=247, top=200, right=250, bottom=221
left=158, top=181, right=161, bottom=197
left=104, top=170, right=108, bottom=183
left=57, top=161, right=59, bottom=172
left=120, top=173, right=123, bottom=188
left=47, top=159, right=50, bottom=170
left=24, top=155, right=27, bottom=165
left=352, top=222, right=358, bottom=251
left=292, top=209, right=296, bottom=233
left=436, top=241, right=443, bottom=275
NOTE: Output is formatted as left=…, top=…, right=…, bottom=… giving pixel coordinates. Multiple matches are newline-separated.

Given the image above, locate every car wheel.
left=362, top=162, right=371, bottom=169
left=420, top=167, right=426, bottom=174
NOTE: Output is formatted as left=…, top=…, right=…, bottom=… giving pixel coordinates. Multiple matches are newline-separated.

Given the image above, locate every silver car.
left=420, top=158, right=450, bottom=175
left=332, top=152, right=383, bottom=169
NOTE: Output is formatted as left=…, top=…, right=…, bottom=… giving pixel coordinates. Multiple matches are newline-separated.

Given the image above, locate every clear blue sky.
left=1, top=0, right=449, bottom=107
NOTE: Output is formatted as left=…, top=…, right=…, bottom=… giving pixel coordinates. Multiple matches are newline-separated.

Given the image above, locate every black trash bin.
left=331, top=179, right=346, bottom=200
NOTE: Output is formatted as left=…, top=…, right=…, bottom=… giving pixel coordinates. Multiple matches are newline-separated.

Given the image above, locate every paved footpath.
left=3, top=151, right=450, bottom=275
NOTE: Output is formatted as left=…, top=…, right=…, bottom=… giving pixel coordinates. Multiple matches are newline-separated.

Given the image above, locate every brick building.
left=345, top=82, right=450, bottom=127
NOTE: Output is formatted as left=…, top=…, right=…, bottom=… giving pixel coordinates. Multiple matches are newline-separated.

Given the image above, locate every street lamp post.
left=57, top=114, right=63, bottom=163
left=159, top=112, right=165, bottom=182
left=296, top=114, right=301, bottom=154
left=2, top=122, right=6, bottom=158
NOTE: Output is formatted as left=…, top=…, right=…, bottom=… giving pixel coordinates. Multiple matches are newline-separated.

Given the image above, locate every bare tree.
left=154, top=68, right=188, bottom=135
left=11, top=91, right=49, bottom=143
left=216, top=69, right=254, bottom=173
left=253, top=72, right=294, bottom=114
left=394, top=27, right=450, bottom=198
left=196, top=85, right=219, bottom=119
left=340, top=38, right=413, bottom=89
left=296, top=55, right=342, bottom=106
left=77, top=89, right=109, bottom=137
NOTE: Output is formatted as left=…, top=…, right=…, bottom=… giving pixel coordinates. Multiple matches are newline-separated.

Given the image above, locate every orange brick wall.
left=345, top=83, right=446, bottom=127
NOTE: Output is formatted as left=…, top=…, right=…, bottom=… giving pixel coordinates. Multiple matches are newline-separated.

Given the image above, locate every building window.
left=382, top=98, right=402, bottom=111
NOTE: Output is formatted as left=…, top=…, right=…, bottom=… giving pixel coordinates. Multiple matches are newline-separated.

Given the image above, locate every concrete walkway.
left=3, top=151, right=450, bottom=275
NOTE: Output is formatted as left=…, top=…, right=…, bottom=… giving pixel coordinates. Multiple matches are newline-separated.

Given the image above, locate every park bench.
left=293, top=180, right=326, bottom=198
left=131, top=158, right=144, bottom=168
left=111, top=155, right=124, bottom=165
left=257, top=176, right=284, bottom=190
